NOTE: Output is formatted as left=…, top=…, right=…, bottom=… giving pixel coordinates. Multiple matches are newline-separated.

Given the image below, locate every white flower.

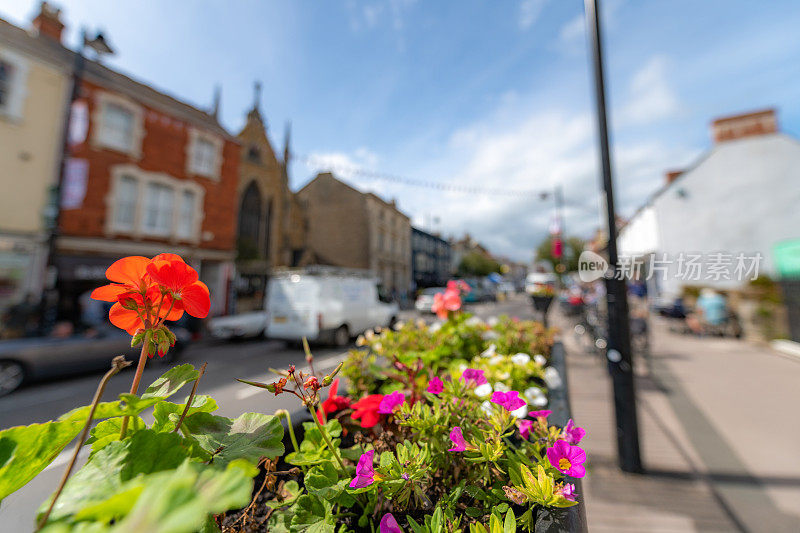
left=524, top=387, right=548, bottom=407
left=458, top=363, right=467, bottom=372
left=489, top=355, right=505, bottom=365
left=474, top=383, right=493, bottom=397
left=511, top=404, right=528, bottom=419
left=481, top=330, right=500, bottom=341
left=493, top=382, right=510, bottom=392
left=498, top=372, right=510, bottom=380
left=480, top=400, right=494, bottom=416
left=534, top=354, right=547, bottom=366
left=511, top=353, right=531, bottom=366
left=374, top=342, right=383, bottom=352
left=429, top=322, right=442, bottom=333
left=393, top=320, right=405, bottom=331
left=465, top=316, right=484, bottom=327
left=487, top=316, right=499, bottom=327
left=544, top=367, right=563, bottom=390
left=480, top=344, right=497, bottom=358
left=365, top=329, right=374, bottom=340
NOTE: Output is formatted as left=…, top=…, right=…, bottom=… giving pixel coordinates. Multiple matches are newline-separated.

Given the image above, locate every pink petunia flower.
left=562, top=419, right=586, bottom=445
left=517, top=419, right=534, bottom=440
left=349, top=450, right=376, bottom=488
left=460, top=368, right=488, bottom=387
left=557, top=482, right=577, bottom=501
left=380, top=513, right=403, bottom=533
left=378, top=390, right=405, bottom=414
left=530, top=410, right=552, bottom=419
left=490, top=390, right=527, bottom=412
left=546, top=439, right=586, bottom=478
left=448, top=426, right=467, bottom=452
left=426, top=376, right=444, bottom=394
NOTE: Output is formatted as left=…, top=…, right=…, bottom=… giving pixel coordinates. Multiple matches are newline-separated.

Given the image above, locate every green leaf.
left=489, top=512, right=503, bottom=533
left=39, top=430, right=190, bottom=522
left=85, top=416, right=146, bottom=456
left=470, top=523, right=488, bottom=533
left=291, top=493, right=335, bottom=533
left=503, top=509, right=516, bottom=533
left=0, top=413, right=85, bottom=501
left=151, top=395, right=218, bottom=432
left=141, top=364, right=200, bottom=399
left=180, top=412, right=284, bottom=467
left=109, top=459, right=256, bottom=533
left=305, top=462, right=343, bottom=500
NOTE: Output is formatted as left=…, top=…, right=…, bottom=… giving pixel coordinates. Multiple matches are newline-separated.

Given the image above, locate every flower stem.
left=37, top=356, right=131, bottom=531
left=173, top=362, right=207, bottom=434
left=276, top=409, right=300, bottom=454
left=119, top=340, right=149, bottom=439
left=307, top=401, right=347, bottom=476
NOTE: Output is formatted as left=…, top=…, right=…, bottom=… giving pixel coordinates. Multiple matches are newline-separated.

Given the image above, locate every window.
left=113, top=175, right=138, bottom=231
left=143, top=182, right=174, bottom=236
left=188, top=129, right=221, bottom=179
left=0, top=59, right=13, bottom=109
left=247, top=145, right=261, bottom=163
left=176, top=190, right=196, bottom=239
left=100, top=103, right=135, bottom=152
left=0, top=51, right=27, bottom=120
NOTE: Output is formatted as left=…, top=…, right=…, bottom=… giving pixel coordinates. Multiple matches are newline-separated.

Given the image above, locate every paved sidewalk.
left=557, top=312, right=800, bottom=532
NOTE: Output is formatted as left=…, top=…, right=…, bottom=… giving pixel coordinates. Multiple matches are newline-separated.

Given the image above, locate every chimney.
left=711, top=108, right=778, bottom=143
left=32, top=2, right=65, bottom=43
left=665, top=170, right=683, bottom=184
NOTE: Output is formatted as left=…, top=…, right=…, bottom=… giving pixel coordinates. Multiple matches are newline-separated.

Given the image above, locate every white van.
left=265, top=267, right=399, bottom=346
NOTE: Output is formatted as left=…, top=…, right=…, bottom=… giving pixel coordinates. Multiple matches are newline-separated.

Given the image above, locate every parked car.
left=496, top=282, right=516, bottom=300
left=209, top=311, right=268, bottom=340
left=266, top=268, right=398, bottom=346
left=415, top=287, right=446, bottom=313
left=0, top=323, right=190, bottom=396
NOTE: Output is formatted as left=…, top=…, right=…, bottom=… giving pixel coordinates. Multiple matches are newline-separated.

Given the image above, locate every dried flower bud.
left=288, top=364, right=296, bottom=374
left=303, top=376, right=320, bottom=391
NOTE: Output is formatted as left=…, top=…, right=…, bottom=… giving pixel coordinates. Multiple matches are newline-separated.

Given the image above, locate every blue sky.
left=3, top=0, right=800, bottom=261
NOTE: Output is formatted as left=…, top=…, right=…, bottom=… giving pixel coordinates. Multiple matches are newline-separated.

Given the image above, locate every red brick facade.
left=60, top=79, right=240, bottom=252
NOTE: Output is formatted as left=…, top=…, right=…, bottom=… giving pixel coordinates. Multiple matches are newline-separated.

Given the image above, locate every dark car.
left=0, top=324, right=190, bottom=396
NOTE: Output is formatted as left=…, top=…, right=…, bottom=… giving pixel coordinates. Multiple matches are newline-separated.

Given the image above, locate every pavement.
left=558, top=310, right=800, bottom=532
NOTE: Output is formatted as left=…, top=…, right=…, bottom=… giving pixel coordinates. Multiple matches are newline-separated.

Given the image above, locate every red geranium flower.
left=350, top=394, right=384, bottom=428
left=90, top=256, right=151, bottom=303
left=317, top=378, right=351, bottom=423
left=146, top=253, right=210, bottom=318
left=110, top=285, right=182, bottom=335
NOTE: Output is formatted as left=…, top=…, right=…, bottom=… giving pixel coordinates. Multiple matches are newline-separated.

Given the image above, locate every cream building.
left=0, top=9, right=69, bottom=311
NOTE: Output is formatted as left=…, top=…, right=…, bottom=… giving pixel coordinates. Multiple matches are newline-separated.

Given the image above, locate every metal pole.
left=555, top=184, right=565, bottom=275
left=41, top=30, right=88, bottom=330
left=584, top=0, right=642, bottom=473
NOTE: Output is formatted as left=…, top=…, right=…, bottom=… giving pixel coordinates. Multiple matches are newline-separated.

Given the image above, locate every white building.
left=619, top=109, right=800, bottom=299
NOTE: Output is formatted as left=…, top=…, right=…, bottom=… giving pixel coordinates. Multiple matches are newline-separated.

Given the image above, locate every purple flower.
left=546, top=440, right=586, bottom=478
left=557, top=482, right=577, bottom=501
left=530, top=409, right=552, bottom=419
left=349, top=450, right=375, bottom=488
left=401, top=473, right=410, bottom=481
left=378, top=390, right=405, bottom=414
left=380, top=513, right=403, bottom=533
left=460, top=368, right=488, bottom=387
left=448, top=426, right=467, bottom=452
left=426, top=376, right=444, bottom=395
left=490, top=390, right=526, bottom=412
left=562, top=419, right=586, bottom=445
left=517, top=419, right=534, bottom=440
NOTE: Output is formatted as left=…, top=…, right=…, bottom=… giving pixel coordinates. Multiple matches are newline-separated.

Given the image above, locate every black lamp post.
left=584, top=0, right=643, bottom=473
left=41, top=29, right=114, bottom=329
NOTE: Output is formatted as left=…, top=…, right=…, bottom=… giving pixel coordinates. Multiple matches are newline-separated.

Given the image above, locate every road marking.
left=234, top=351, right=349, bottom=400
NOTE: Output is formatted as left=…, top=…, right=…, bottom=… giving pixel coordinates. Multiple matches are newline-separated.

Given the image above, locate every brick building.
left=297, top=172, right=411, bottom=295
left=232, top=84, right=309, bottom=312
left=22, top=4, right=241, bottom=319
left=411, top=227, right=452, bottom=289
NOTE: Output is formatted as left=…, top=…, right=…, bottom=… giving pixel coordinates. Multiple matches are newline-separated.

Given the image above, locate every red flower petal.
left=109, top=302, right=144, bottom=335
left=105, top=256, right=150, bottom=286
left=91, top=284, right=127, bottom=302
left=180, top=281, right=210, bottom=318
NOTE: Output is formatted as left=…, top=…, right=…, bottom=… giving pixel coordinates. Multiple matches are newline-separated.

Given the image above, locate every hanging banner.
left=61, top=158, right=89, bottom=209
left=68, top=100, right=89, bottom=146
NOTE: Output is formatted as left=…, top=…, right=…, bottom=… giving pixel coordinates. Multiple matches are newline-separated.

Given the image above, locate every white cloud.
left=519, top=0, right=548, bottom=30
left=558, top=14, right=584, bottom=46
left=618, top=55, right=680, bottom=126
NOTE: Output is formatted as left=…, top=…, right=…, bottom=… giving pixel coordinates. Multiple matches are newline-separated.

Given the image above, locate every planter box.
left=269, top=341, right=589, bottom=533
